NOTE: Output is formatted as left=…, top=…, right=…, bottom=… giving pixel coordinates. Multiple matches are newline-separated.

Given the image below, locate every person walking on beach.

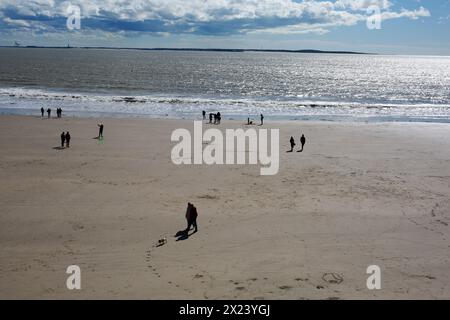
left=98, top=123, right=104, bottom=139
left=185, top=202, right=198, bottom=233
left=41, top=107, right=44, bottom=117
left=65, top=131, right=71, bottom=148
left=202, top=110, right=206, bottom=120
left=60, top=132, right=66, bottom=148
left=260, top=114, right=264, bottom=125
left=298, top=134, right=306, bottom=152
left=290, top=136, right=296, bottom=152
left=209, top=113, right=213, bottom=124
left=47, top=108, right=51, bottom=118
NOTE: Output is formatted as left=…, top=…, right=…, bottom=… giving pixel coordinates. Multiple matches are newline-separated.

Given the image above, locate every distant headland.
left=0, top=45, right=372, bottom=55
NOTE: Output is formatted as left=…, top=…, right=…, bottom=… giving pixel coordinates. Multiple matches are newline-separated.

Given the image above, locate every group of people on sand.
left=289, top=134, right=306, bottom=152
left=247, top=114, right=264, bottom=126
left=202, top=110, right=222, bottom=124
left=41, top=107, right=63, bottom=118
left=56, top=124, right=104, bottom=149
left=60, top=131, right=71, bottom=148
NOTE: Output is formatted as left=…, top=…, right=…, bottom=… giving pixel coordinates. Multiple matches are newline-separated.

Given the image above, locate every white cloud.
left=0, top=0, right=431, bottom=35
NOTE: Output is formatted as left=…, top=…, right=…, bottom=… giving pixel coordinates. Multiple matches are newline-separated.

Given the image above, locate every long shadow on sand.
left=175, top=229, right=197, bottom=241
left=53, top=146, right=65, bottom=150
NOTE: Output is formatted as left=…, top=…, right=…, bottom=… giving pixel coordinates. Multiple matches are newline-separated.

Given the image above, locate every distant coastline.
left=0, top=46, right=372, bottom=55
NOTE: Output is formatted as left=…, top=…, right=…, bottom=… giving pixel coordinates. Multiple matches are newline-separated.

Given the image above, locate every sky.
left=0, top=0, right=449, bottom=55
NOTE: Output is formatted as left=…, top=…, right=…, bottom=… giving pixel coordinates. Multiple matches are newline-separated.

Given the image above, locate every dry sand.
left=1, top=115, right=450, bottom=299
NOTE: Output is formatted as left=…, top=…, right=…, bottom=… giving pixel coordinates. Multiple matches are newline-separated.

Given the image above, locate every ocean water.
left=1, top=48, right=449, bottom=122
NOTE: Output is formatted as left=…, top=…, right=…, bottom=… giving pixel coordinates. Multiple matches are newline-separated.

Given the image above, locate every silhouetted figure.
left=260, top=114, right=264, bottom=125
left=57, top=108, right=62, bottom=118
left=290, top=136, right=296, bottom=152
left=98, top=124, right=104, bottom=139
left=299, top=134, right=306, bottom=152
left=216, top=112, right=221, bottom=124
left=41, top=107, right=44, bottom=117
left=185, top=202, right=198, bottom=233
left=202, top=110, right=206, bottom=120
left=47, top=108, right=51, bottom=118
left=209, top=113, right=213, bottom=124
left=65, top=132, right=71, bottom=148
left=60, top=132, right=66, bottom=148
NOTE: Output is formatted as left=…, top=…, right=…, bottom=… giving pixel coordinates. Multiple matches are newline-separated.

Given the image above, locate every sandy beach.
left=1, top=114, right=450, bottom=300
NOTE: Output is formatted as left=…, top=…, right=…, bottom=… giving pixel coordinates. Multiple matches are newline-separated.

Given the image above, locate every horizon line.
left=0, top=45, right=374, bottom=55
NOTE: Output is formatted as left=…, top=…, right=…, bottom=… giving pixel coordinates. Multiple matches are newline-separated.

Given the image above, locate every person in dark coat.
left=216, top=112, right=221, bottom=124
left=41, top=107, right=44, bottom=117
left=289, top=136, right=295, bottom=152
left=65, top=131, right=71, bottom=148
left=185, top=202, right=198, bottom=233
left=299, top=134, right=306, bottom=152
left=60, top=132, right=66, bottom=148
left=47, top=108, right=51, bottom=118
left=98, top=124, right=104, bottom=139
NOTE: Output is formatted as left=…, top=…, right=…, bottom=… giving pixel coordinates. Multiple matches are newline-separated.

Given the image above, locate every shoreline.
left=2, top=112, right=450, bottom=125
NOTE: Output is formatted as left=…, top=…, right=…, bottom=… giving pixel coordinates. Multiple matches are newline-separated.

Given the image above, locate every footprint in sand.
left=71, top=222, right=85, bottom=231
left=322, top=273, right=344, bottom=284
left=197, top=194, right=219, bottom=200
left=279, top=285, right=293, bottom=290
left=295, top=277, right=309, bottom=282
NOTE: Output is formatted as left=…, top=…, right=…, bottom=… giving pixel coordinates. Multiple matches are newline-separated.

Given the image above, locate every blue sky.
left=0, top=0, right=449, bottom=55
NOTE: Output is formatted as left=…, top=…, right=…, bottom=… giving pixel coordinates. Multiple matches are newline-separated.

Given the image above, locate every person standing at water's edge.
left=98, top=124, right=104, bottom=139
left=40, top=107, right=44, bottom=117
left=216, top=112, right=221, bottom=124
left=47, top=108, right=51, bottom=118
left=202, top=110, right=206, bottom=120
left=260, top=114, right=264, bottom=125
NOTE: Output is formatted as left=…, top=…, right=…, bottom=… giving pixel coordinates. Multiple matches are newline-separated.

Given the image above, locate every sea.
left=1, top=48, right=449, bottom=123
